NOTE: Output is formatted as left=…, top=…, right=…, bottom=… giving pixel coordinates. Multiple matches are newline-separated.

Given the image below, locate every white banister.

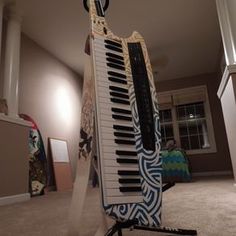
left=0, top=0, right=4, bottom=66
left=3, top=4, right=22, bottom=118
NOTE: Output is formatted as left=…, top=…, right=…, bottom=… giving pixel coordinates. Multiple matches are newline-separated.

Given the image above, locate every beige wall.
left=156, top=73, right=232, bottom=173
left=18, top=35, right=83, bottom=179
left=0, top=121, right=29, bottom=197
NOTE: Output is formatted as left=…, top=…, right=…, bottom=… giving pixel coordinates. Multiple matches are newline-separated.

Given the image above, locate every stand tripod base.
left=105, top=220, right=197, bottom=236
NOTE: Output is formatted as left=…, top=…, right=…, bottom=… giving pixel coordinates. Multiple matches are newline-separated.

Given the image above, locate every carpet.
left=0, top=176, right=235, bottom=236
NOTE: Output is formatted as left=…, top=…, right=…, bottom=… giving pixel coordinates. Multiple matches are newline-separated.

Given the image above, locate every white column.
left=0, top=0, right=4, bottom=64
left=3, top=5, right=22, bottom=118
left=216, top=0, right=236, bottom=182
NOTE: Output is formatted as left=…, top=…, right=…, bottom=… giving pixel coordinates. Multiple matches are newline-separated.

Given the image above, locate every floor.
left=0, top=176, right=235, bottom=236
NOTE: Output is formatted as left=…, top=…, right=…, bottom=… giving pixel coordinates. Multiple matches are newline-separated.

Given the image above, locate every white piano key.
left=98, top=97, right=130, bottom=106
left=99, top=107, right=111, bottom=114
left=94, top=47, right=123, bottom=59
left=98, top=90, right=130, bottom=100
left=97, top=81, right=130, bottom=91
left=104, top=159, right=138, bottom=168
left=104, top=166, right=139, bottom=174
left=98, top=82, right=128, bottom=91
left=96, top=63, right=125, bottom=74
left=93, top=35, right=105, bottom=40
left=101, top=131, right=134, bottom=141
left=97, top=86, right=129, bottom=99
left=100, top=132, right=119, bottom=140
left=94, top=35, right=122, bottom=45
left=95, top=51, right=124, bottom=62
left=95, top=62, right=126, bottom=73
left=98, top=80, right=128, bottom=90
left=100, top=113, right=132, bottom=123
left=94, top=43, right=123, bottom=56
left=105, top=174, right=140, bottom=182
left=96, top=75, right=112, bottom=83
left=97, top=74, right=126, bottom=84
left=98, top=100, right=130, bottom=109
left=104, top=174, right=118, bottom=181
left=100, top=109, right=132, bottom=119
left=98, top=85, right=128, bottom=94
left=105, top=181, right=140, bottom=189
left=99, top=126, right=114, bottom=134
left=99, top=102, right=130, bottom=112
left=99, top=102, right=129, bottom=111
left=101, top=125, right=133, bottom=135
left=106, top=188, right=142, bottom=197
left=100, top=119, right=133, bottom=128
left=101, top=140, right=135, bottom=149
left=103, top=153, right=138, bottom=160
left=100, top=120, right=128, bottom=130
left=99, top=85, right=128, bottom=94
left=96, top=67, right=126, bottom=77
left=103, top=146, right=136, bottom=153
left=95, top=56, right=124, bottom=67
left=106, top=196, right=143, bottom=205
left=95, top=68, right=128, bottom=81
left=94, top=40, right=123, bottom=52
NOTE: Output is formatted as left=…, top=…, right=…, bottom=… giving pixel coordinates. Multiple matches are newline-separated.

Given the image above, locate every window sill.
left=186, top=147, right=217, bottom=155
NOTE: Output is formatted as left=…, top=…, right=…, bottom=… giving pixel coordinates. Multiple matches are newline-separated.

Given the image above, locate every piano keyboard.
left=92, top=35, right=144, bottom=205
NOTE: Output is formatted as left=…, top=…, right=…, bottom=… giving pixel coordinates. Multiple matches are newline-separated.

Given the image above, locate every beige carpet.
left=0, top=176, right=236, bottom=236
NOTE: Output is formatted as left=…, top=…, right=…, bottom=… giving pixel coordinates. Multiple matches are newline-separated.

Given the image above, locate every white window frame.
left=158, top=85, right=217, bottom=155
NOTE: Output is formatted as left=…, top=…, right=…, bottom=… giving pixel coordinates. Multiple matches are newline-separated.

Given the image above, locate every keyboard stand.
left=105, top=183, right=196, bottom=236
left=162, top=182, right=175, bottom=192
left=105, top=220, right=197, bottom=236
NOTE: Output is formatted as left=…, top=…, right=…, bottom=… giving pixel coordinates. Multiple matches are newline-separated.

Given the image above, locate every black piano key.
left=111, top=98, right=130, bottom=105
left=108, top=77, right=127, bottom=84
left=105, top=44, right=123, bottom=53
left=118, top=170, right=140, bottom=176
left=116, top=150, right=137, bottom=156
left=111, top=108, right=131, bottom=115
left=112, top=114, right=132, bottom=121
left=107, top=63, right=125, bottom=71
left=108, top=71, right=126, bottom=79
left=107, top=57, right=124, bottom=66
left=109, top=86, right=128, bottom=94
left=113, top=125, right=134, bottom=132
left=119, top=178, right=140, bottom=184
left=110, top=92, right=129, bottom=99
left=105, top=39, right=122, bottom=48
left=115, top=139, right=135, bottom=145
left=119, top=186, right=142, bottom=192
left=114, top=132, right=134, bottom=138
left=117, top=158, right=138, bottom=164
left=106, top=52, right=124, bottom=61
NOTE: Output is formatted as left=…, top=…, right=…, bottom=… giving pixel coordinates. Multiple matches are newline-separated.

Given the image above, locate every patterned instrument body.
left=89, top=0, right=162, bottom=227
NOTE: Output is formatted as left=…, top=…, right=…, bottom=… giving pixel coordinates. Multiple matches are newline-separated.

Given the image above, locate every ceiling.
left=14, top=0, right=222, bottom=81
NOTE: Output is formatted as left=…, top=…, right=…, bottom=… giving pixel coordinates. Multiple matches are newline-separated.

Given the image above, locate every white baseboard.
left=192, top=170, right=233, bottom=177
left=0, top=193, right=30, bottom=206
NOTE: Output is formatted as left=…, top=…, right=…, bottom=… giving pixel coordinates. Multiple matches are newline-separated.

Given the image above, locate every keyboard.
left=92, top=35, right=157, bottom=205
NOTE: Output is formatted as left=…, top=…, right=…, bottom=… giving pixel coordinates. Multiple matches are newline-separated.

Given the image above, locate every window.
left=160, top=109, right=174, bottom=148
left=158, top=86, right=216, bottom=155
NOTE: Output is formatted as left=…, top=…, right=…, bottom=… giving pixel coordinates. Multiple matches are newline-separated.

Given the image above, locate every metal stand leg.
left=117, top=229, right=122, bottom=236
left=134, top=225, right=197, bottom=235
left=105, top=220, right=136, bottom=236
left=105, top=220, right=197, bottom=236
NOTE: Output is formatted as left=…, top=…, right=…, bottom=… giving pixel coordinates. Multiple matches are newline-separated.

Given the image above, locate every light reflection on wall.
left=55, top=86, right=73, bottom=127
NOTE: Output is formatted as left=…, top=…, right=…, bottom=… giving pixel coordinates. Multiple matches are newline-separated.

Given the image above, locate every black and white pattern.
left=103, top=67, right=162, bottom=227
